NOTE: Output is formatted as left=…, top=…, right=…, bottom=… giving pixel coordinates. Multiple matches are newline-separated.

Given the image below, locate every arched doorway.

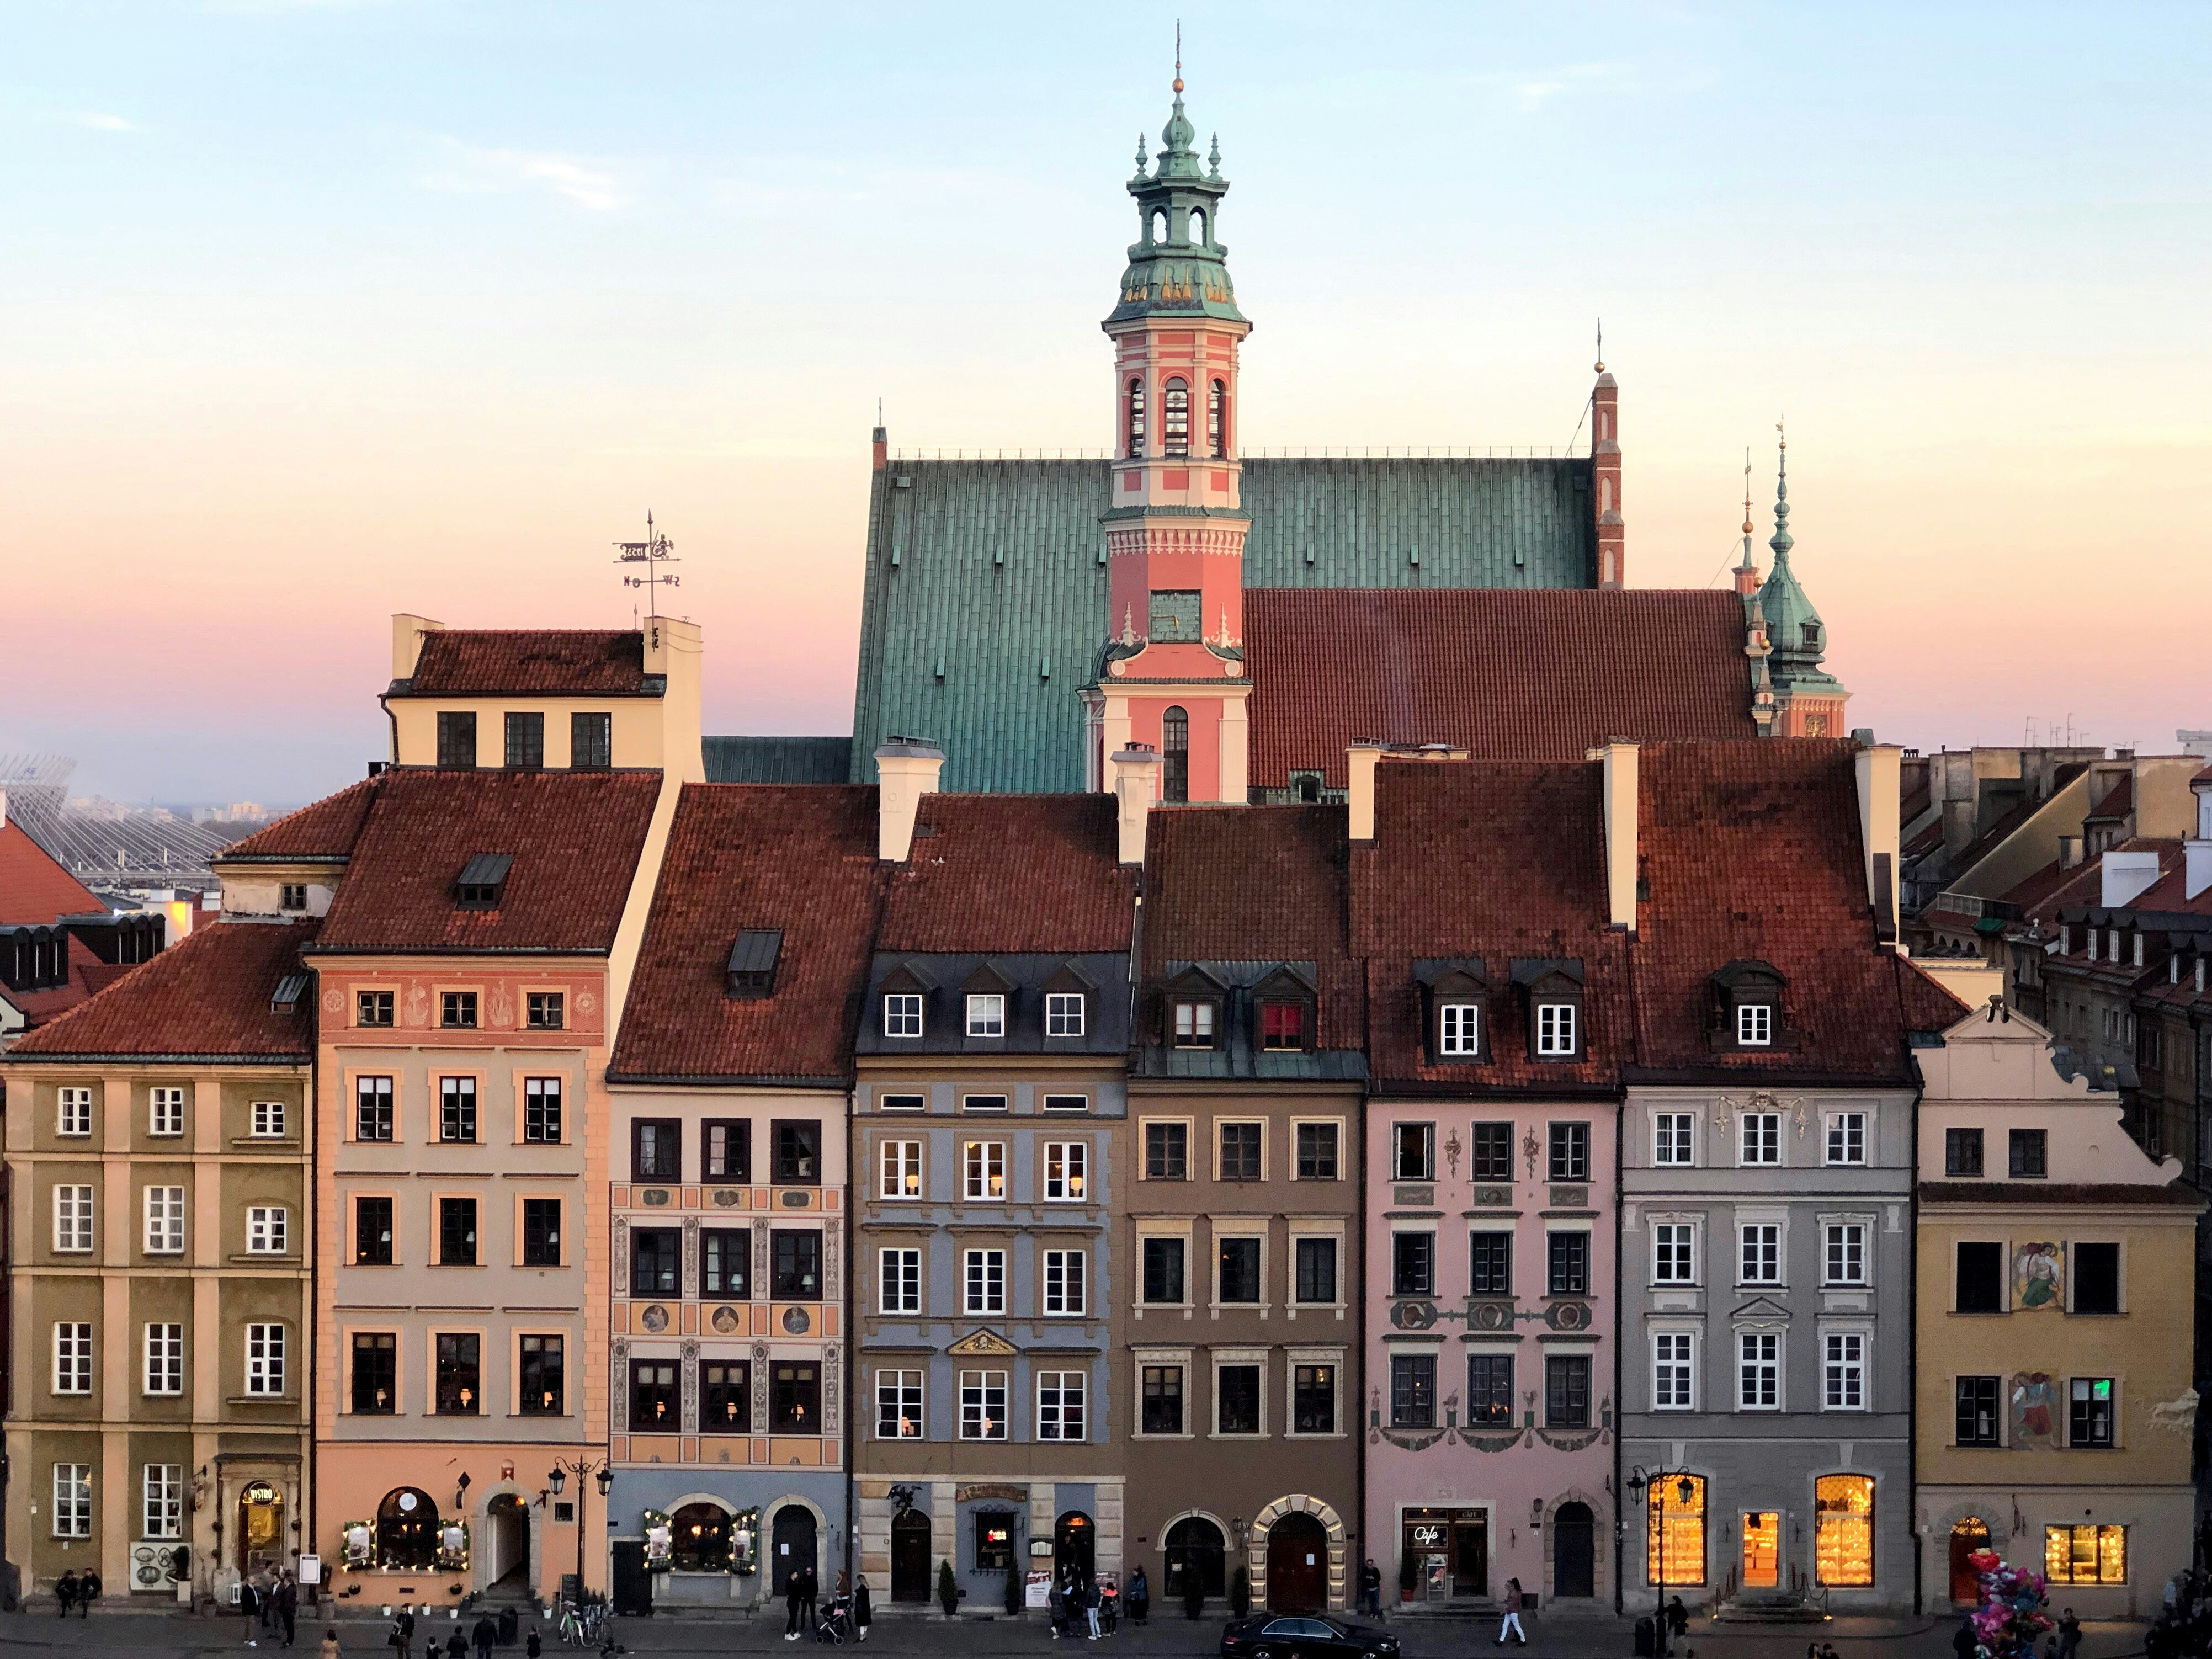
left=377, top=1488, right=439, bottom=1571
left=1265, top=1513, right=1328, bottom=1612
left=483, top=1493, right=529, bottom=1589
left=671, top=1503, right=733, bottom=1572
left=239, top=1481, right=285, bottom=1578
left=1056, top=1512, right=1096, bottom=1582
left=1165, top=1516, right=1226, bottom=1601
left=1552, top=1503, right=1594, bottom=1599
left=891, top=1510, right=932, bottom=1603
left=1950, top=1518, right=1992, bottom=1604
left=771, top=1505, right=818, bottom=1599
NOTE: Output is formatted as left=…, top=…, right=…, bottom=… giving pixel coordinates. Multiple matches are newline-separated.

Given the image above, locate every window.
left=518, top=1333, right=564, bottom=1415
left=438, top=1198, right=477, bottom=1266
left=436, top=710, right=477, bottom=768
left=1955, top=1241, right=2004, bottom=1312
left=1814, top=1476, right=1875, bottom=1586
left=1219, top=1237, right=1262, bottom=1303
left=1293, top=1363, right=1336, bottom=1433
left=1295, top=1236, right=1339, bottom=1304
left=883, top=993, right=923, bottom=1038
left=1824, top=1223, right=1867, bottom=1286
left=1038, top=1371, right=1087, bottom=1440
left=632, top=1119, right=681, bottom=1182
left=1146, top=1121, right=1189, bottom=1180
left=881, top=1140, right=923, bottom=1200
left=1545, top=1354, right=1591, bottom=1428
left=1470, top=1232, right=1512, bottom=1295
left=1043, top=1140, right=1088, bottom=1201
left=880, top=1248, right=921, bottom=1314
left=1141, top=1364, right=1184, bottom=1434
left=1471, top=1121, right=1512, bottom=1180
left=521, top=1199, right=561, bottom=1266
left=1945, top=1127, right=1984, bottom=1177
left=1392, top=1231, right=1434, bottom=1296
left=1395, top=1121, right=1435, bottom=1181
left=962, top=1093, right=1008, bottom=1113
left=438, top=1077, right=477, bottom=1143
left=1466, top=1353, right=1515, bottom=1425
left=355, top=1076, right=394, bottom=1142
left=251, top=1098, right=286, bottom=1138
left=570, top=711, right=612, bottom=769
left=963, top=1248, right=1007, bottom=1314
left=1217, top=1363, right=1261, bottom=1434
left=975, top=1512, right=1016, bottom=1571
left=701, top=1229, right=747, bottom=1298
left=1653, top=1223, right=1696, bottom=1284
left=1651, top=1112, right=1694, bottom=1166
left=1171, top=996, right=1212, bottom=1045
left=2045, top=1525, right=2126, bottom=1585
left=52, top=1464, right=91, bottom=1538
left=772, top=1230, right=823, bottom=1300
left=145, top=1322, right=183, bottom=1395
left=54, top=1184, right=94, bottom=1252
left=1261, top=1001, right=1306, bottom=1050
left=2009, top=1128, right=2048, bottom=1179
left=2074, top=1242, right=2120, bottom=1314
left=350, top=1332, right=397, bottom=1414
left=1738, top=1332, right=1779, bottom=1408
left=630, top=1359, right=677, bottom=1430
left=1295, top=1123, right=1339, bottom=1180
left=876, top=1369, right=923, bottom=1438
left=354, top=1196, right=394, bottom=1265
left=247, top=1205, right=289, bottom=1254
left=773, top=1362, right=820, bottom=1432
left=1740, top=1112, right=1780, bottom=1166
left=1824, top=1332, right=1867, bottom=1409
left=57, top=1086, right=92, bottom=1137
left=278, top=882, right=307, bottom=911
left=1042, top=1093, right=1089, bottom=1113
left=1390, top=1354, right=1436, bottom=1428
left=2070, top=1377, right=2115, bottom=1448
left=1046, top=992, right=1086, bottom=1036
left=699, top=1117, right=747, bottom=1178
left=1548, top=1232, right=1589, bottom=1295
left=527, top=991, right=565, bottom=1029
left=1739, top=1224, right=1780, bottom=1284
left=144, top=1185, right=185, bottom=1255
left=1653, top=1333, right=1694, bottom=1410
left=1438, top=1002, right=1481, bottom=1056
left=144, top=1463, right=184, bottom=1539
left=963, top=1140, right=1006, bottom=1200
left=965, top=992, right=1005, bottom=1037
left=772, top=1120, right=821, bottom=1184
left=1043, top=1249, right=1087, bottom=1315
left=1536, top=1002, right=1578, bottom=1057
left=1125, top=377, right=1145, bottom=458
left=150, top=1087, right=185, bottom=1137
left=53, top=1322, right=93, bottom=1394
left=358, top=991, right=394, bottom=1028
left=1550, top=1121, right=1590, bottom=1182
left=245, top=1323, right=286, bottom=1396
left=1142, top=1237, right=1187, bottom=1304
left=1220, top=1121, right=1262, bottom=1181
left=1208, top=377, right=1228, bottom=456
left=504, top=711, right=545, bottom=768
left=1163, top=376, right=1190, bottom=458
left=959, top=1369, right=1008, bottom=1439
left=440, top=991, right=477, bottom=1030
left=1825, top=1112, right=1867, bottom=1166
left=1956, top=1376, right=2000, bottom=1445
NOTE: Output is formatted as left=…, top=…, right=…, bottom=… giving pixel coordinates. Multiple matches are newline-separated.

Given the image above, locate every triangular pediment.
left=1730, top=1295, right=1793, bottom=1323
left=947, top=1328, right=1019, bottom=1358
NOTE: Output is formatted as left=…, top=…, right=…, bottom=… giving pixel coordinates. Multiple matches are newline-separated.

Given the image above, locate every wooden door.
left=1266, top=1514, right=1328, bottom=1611
left=1950, top=1520, right=1991, bottom=1604
left=1552, top=1503, right=1594, bottom=1599
left=891, top=1512, right=932, bottom=1603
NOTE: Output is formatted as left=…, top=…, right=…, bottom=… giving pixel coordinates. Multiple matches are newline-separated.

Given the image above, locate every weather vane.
left=614, top=511, right=680, bottom=620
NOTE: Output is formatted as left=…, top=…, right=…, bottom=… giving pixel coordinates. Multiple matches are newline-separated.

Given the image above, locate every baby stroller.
left=814, top=1594, right=854, bottom=1646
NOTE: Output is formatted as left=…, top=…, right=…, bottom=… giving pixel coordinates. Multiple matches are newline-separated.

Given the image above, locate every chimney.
left=2186, top=840, right=2212, bottom=902
left=1856, top=745, right=1903, bottom=943
left=1601, top=741, right=1639, bottom=929
left=873, top=423, right=889, bottom=472
left=874, top=738, right=945, bottom=863
left=2101, top=848, right=2161, bottom=908
left=1109, top=745, right=1162, bottom=865
left=1942, top=797, right=1975, bottom=857
left=391, top=613, right=444, bottom=679
left=1592, top=363, right=1624, bottom=589
left=2057, top=834, right=2083, bottom=870
left=1347, top=742, right=1385, bottom=842
left=0, top=787, right=7, bottom=830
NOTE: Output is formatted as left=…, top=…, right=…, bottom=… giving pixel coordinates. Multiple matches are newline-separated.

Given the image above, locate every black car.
left=1221, top=1614, right=1400, bottom=1659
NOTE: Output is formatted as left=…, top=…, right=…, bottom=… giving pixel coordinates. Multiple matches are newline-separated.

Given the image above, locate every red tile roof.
left=0, top=820, right=106, bottom=925
left=217, top=779, right=378, bottom=862
left=311, top=769, right=662, bottom=954
left=6, top=919, right=317, bottom=1060
left=2084, top=774, right=2134, bottom=822
left=396, top=629, right=651, bottom=696
left=612, top=786, right=887, bottom=1083
left=1630, top=741, right=1914, bottom=1080
left=1245, top=588, right=1758, bottom=789
left=1896, top=955, right=1975, bottom=1030
left=877, top=794, right=1135, bottom=954
left=2000, top=854, right=2103, bottom=919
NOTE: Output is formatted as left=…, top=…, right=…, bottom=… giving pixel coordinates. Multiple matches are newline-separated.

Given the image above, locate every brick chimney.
left=1592, top=361, right=1624, bottom=590
left=1109, top=745, right=1162, bottom=865
left=874, top=739, right=945, bottom=862
left=873, top=423, right=889, bottom=472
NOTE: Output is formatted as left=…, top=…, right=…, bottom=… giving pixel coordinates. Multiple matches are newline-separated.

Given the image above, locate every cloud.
left=423, top=140, right=623, bottom=211
left=60, top=111, right=140, bottom=133
left=1458, top=61, right=1624, bottom=113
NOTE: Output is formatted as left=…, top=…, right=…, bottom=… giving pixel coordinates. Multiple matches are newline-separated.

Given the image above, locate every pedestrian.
left=854, top=1575, right=873, bottom=1642
left=1666, top=1595, right=1690, bottom=1643
left=241, top=1576, right=263, bottom=1646
left=55, top=1568, right=79, bottom=1618
left=1085, top=1577, right=1103, bottom=1640
left=1047, top=1575, right=1067, bottom=1639
left=276, top=1572, right=300, bottom=1647
left=322, top=1630, right=342, bottom=1659
left=1358, top=1557, right=1382, bottom=1619
left=802, top=1563, right=821, bottom=1636
left=525, top=1631, right=543, bottom=1659
left=472, top=1612, right=497, bottom=1659
left=1496, top=1575, right=1525, bottom=1646
left=1128, top=1566, right=1149, bottom=1628
left=785, top=1560, right=808, bottom=1640
left=445, top=1626, right=467, bottom=1659
left=2056, top=1608, right=2082, bottom=1659
left=393, top=1608, right=416, bottom=1659
left=1952, top=1617, right=1977, bottom=1659
left=79, top=1568, right=102, bottom=1617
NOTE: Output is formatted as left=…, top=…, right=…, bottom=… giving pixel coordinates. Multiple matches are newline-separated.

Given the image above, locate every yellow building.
left=1915, top=1002, right=2201, bottom=1617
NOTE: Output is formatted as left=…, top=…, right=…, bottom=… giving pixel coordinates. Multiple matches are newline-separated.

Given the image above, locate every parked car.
left=1221, top=1614, right=1401, bottom=1659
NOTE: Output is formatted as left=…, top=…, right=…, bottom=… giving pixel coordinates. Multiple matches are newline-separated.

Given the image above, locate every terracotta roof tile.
left=0, top=820, right=107, bottom=925
left=1245, top=588, right=1757, bottom=789
left=311, top=769, right=661, bottom=954
left=610, top=785, right=886, bottom=1083
left=1896, top=955, right=1975, bottom=1030
left=877, top=795, right=1135, bottom=954
left=396, top=629, right=650, bottom=696
left=6, top=918, right=318, bottom=1060
left=217, top=779, right=378, bottom=862
left=2085, top=774, right=2134, bottom=822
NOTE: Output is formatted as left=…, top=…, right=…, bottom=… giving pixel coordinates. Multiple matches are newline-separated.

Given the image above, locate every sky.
left=4, top=1, right=2207, bottom=805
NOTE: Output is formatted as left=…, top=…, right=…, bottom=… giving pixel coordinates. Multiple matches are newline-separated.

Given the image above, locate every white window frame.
left=1825, top=1111, right=1868, bottom=1167
left=143, top=1463, right=185, bottom=1539
left=1036, top=1369, right=1087, bottom=1442
left=1437, top=1002, right=1480, bottom=1056
left=882, top=993, right=923, bottom=1038
left=53, top=1322, right=93, bottom=1394
left=1652, top=1331, right=1696, bottom=1411
left=1823, top=1221, right=1868, bottom=1287
left=1823, top=1330, right=1868, bottom=1411
left=1043, top=1248, right=1087, bottom=1316
left=958, top=1368, right=1008, bottom=1440
left=52, top=1464, right=92, bottom=1538
left=1738, top=1222, right=1782, bottom=1286
left=1737, top=1002, right=1774, bottom=1046
left=875, top=1368, right=922, bottom=1438
left=247, top=1205, right=289, bottom=1255
left=144, top=1185, right=185, bottom=1255
left=962, top=1140, right=1007, bottom=1202
left=245, top=1323, right=286, bottom=1396
left=250, top=1098, right=286, bottom=1138
left=1044, top=1141, right=1088, bottom=1202
left=965, top=992, right=1005, bottom=1038
left=57, top=1086, right=93, bottom=1137
left=145, top=1322, right=184, bottom=1396
left=1737, top=1330, right=1781, bottom=1411
left=149, top=1086, right=185, bottom=1138
left=1740, top=1112, right=1782, bottom=1166
left=1173, top=1000, right=1215, bottom=1045
left=879, top=1140, right=922, bottom=1200
left=1045, top=993, right=1086, bottom=1038
left=879, top=1247, right=921, bottom=1314
left=1652, top=1222, right=1698, bottom=1285
left=1653, top=1112, right=1695, bottom=1166
left=963, top=1247, right=1007, bottom=1315
left=1536, top=1002, right=1577, bottom=1056
left=54, top=1184, right=94, bottom=1253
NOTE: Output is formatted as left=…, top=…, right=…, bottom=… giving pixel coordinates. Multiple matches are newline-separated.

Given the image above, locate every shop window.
left=1645, top=1474, right=1706, bottom=1586
left=1813, top=1475, right=1874, bottom=1586
left=2045, top=1524, right=2126, bottom=1585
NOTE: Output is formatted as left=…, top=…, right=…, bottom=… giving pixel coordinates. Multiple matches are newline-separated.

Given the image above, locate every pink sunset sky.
left=5, top=3, right=2206, bottom=804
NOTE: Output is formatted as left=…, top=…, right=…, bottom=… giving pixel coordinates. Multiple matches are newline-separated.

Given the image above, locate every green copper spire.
left=1753, top=424, right=1842, bottom=692
left=1105, top=56, right=1246, bottom=327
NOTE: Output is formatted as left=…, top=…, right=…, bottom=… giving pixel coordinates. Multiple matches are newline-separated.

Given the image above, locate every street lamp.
left=545, top=1458, right=614, bottom=1608
left=1625, top=1469, right=1697, bottom=1658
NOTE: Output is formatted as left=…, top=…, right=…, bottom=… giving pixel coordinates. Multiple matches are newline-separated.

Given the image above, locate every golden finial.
left=1742, top=446, right=1754, bottom=535
left=1594, top=317, right=1604, bottom=374
left=1776, top=414, right=1786, bottom=453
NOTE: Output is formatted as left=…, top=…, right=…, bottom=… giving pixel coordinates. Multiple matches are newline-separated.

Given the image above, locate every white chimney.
left=1855, top=744, right=1903, bottom=942
left=2186, top=841, right=2212, bottom=902
left=874, top=739, right=945, bottom=863
left=1602, top=741, right=1640, bottom=930
left=1346, top=743, right=1385, bottom=842
left=2101, top=848, right=2161, bottom=908
left=391, top=612, right=444, bottom=679
left=1109, top=745, right=1162, bottom=865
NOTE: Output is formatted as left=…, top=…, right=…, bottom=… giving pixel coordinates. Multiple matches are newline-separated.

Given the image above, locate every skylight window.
left=454, top=853, right=513, bottom=910
left=727, top=929, right=784, bottom=998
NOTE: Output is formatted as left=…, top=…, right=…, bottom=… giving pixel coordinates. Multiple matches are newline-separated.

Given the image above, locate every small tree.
left=938, top=1560, right=960, bottom=1618
left=1230, top=1566, right=1252, bottom=1619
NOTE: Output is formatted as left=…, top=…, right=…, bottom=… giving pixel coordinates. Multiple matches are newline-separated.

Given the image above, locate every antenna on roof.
left=614, top=511, right=681, bottom=621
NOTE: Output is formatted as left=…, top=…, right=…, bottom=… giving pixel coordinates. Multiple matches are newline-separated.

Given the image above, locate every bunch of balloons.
left=1966, top=1549, right=2053, bottom=1658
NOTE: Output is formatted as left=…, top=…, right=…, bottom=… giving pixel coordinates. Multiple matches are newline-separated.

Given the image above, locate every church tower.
left=1081, top=64, right=1254, bottom=802
left=1754, top=429, right=1851, bottom=737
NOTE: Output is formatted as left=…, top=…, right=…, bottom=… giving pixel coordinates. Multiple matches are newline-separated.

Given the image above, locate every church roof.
left=850, top=454, right=1597, bottom=793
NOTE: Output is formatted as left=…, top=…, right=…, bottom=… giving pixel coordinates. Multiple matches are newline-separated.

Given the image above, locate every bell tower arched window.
left=1208, top=379, right=1228, bottom=458
left=1163, top=379, right=1189, bottom=459
left=1126, top=379, right=1146, bottom=459
left=1162, top=707, right=1189, bottom=804
left=1189, top=208, right=1206, bottom=246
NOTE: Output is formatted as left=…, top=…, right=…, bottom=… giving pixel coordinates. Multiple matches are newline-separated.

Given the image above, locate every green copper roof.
left=702, top=736, right=851, bottom=784
left=1753, top=444, right=1845, bottom=695
left=1108, top=88, right=1245, bottom=326
left=846, top=454, right=1597, bottom=793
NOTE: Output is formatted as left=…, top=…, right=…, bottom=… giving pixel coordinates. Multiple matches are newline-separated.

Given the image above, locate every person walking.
left=1084, top=1577, right=1103, bottom=1640
left=55, top=1570, right=79, bottom=1619
left=392, top=1607, right=416, bottom=1659
left=471, top=1612, right=497, bottom=1659
left=321, top=1630, right=342, bottom=1659
left=854, top=1575, right=873, bottom=1642
left=1495, top=1575, right=1525, bottom=1646
left=2055, top=1608, right=2083, bottom=1659
left=241, top=1576, right=263, bottom=1646
left=1127, top=1566, right=1149, bottom=1628
left=1047, top=1575, right=1068, bottom=1639
left=525, top=1630, right=543, bottom=1659
left=1358, top=1558, right=1382, bottom=1619
left=276, top=1572, right=300, bottom=1647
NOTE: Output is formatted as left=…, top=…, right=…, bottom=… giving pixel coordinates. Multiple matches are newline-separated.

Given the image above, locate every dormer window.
left=966, top=993, right=1005, bottom=1038
left=1514, top=959, right=1587, bottom=1062
left=884, top=994, right=923, bottom=1038
left=1439, top=1004, right=1480, bottom=1055
left=1802, top=621, right=1821, bottom=650
left=1535, top=1003, right=1577, bottom=1057
left=1737, top=1003, right=1773, bottom=1047
left=1252, top=966, right=1318, bottom=1054
left=726, top=929, right=783, bottom=999
left=1173, top=1001, right=1215, bottom=1047
left=1261, top=1001, right=1305, bottom=1050
left=270, top=973, right=310, bottom=1015
left=453, top=853, right=512, bottom=910
left=1046, top=993, right=1086, bottom=1038
left=1418, top=960, right=1490, bottom=1064
left=1711, top=960, right=1790, bottom=1054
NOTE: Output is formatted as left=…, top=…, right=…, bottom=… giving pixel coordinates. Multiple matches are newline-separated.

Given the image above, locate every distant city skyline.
left=4, top=2, right=2205, bottom=801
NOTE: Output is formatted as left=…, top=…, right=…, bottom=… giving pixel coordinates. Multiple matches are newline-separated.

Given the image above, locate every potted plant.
left=938, top=1560, right=959, bottom=1618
